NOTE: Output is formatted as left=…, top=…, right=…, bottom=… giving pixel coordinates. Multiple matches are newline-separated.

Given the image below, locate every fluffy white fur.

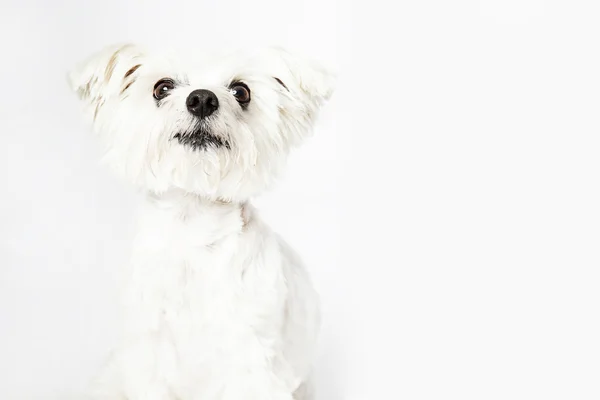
left=69, top=44, right=334, bottom=400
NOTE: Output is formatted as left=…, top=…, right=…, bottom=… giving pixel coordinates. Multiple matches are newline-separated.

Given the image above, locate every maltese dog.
left=69, top=43, right=335, bottom=400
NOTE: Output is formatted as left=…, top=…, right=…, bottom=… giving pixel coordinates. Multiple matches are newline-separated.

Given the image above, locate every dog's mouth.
left=173, top=126, right=229, bottom=151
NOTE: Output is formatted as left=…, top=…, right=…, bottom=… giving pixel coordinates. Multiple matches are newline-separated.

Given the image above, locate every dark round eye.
left=153, top=78, right=175, bottom=100
left=230, top=83, right=251, bottom=105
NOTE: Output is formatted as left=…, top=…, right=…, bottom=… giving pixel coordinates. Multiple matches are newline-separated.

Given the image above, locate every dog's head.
left=69, top=44, right=335, bottom=201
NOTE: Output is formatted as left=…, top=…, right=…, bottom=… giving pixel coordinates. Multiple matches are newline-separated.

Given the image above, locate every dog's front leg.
left=86, top=342, right=175, bottom=400
left=218, top=369, right=294, bottom=400
left=117, top=334, right=179, bottom=400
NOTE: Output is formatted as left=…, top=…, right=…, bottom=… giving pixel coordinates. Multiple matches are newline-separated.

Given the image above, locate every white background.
left=1, top=0, right=599, bottom=399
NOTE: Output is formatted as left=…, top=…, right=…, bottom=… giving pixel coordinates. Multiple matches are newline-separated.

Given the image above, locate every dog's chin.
left=173, top=127, right=229, bottom=151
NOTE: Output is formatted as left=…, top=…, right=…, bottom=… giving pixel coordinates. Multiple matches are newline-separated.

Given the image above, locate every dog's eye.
left=153, top=78, right=175, bottom=100
left=230, top=83, right=251, bottom=105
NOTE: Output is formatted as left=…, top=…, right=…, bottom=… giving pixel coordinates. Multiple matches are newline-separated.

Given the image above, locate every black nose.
left=186, top=89, right=219, bottom=119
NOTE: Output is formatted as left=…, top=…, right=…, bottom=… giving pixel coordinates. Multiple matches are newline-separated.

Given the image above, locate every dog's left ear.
left=68, top=43, right=143, bottom=103
left=271, top=47, right=337, bottom=105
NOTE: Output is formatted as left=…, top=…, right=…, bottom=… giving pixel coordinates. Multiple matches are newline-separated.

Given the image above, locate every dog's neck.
left=143, top=189, right=251, bottom=227
left=130, top=189, right=253, bottom=260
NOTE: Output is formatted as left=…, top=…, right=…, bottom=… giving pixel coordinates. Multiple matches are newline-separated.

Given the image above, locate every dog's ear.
left=271, top=47, right=337, bottom=105
left=68, top=43, right=143, bottom=102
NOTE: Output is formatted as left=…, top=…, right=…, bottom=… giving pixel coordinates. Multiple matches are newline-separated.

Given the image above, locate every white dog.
left=68, top=44, right=334, bottom=400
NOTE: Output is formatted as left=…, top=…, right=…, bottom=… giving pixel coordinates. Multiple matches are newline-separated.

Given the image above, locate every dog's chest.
left=125, top=222, right=243, bottom=330
left=122, top=201, right=285, bottom=352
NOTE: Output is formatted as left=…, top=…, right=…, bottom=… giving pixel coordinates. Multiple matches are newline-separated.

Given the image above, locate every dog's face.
left=69, top=44, right=335, bottom=201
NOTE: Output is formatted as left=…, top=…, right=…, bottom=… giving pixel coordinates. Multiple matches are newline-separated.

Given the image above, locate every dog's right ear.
left=68, top=43, right=142, bottom=103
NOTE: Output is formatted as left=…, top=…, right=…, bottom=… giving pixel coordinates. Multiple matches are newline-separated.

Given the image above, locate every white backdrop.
left=1, top=1, right=600, bottom=399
